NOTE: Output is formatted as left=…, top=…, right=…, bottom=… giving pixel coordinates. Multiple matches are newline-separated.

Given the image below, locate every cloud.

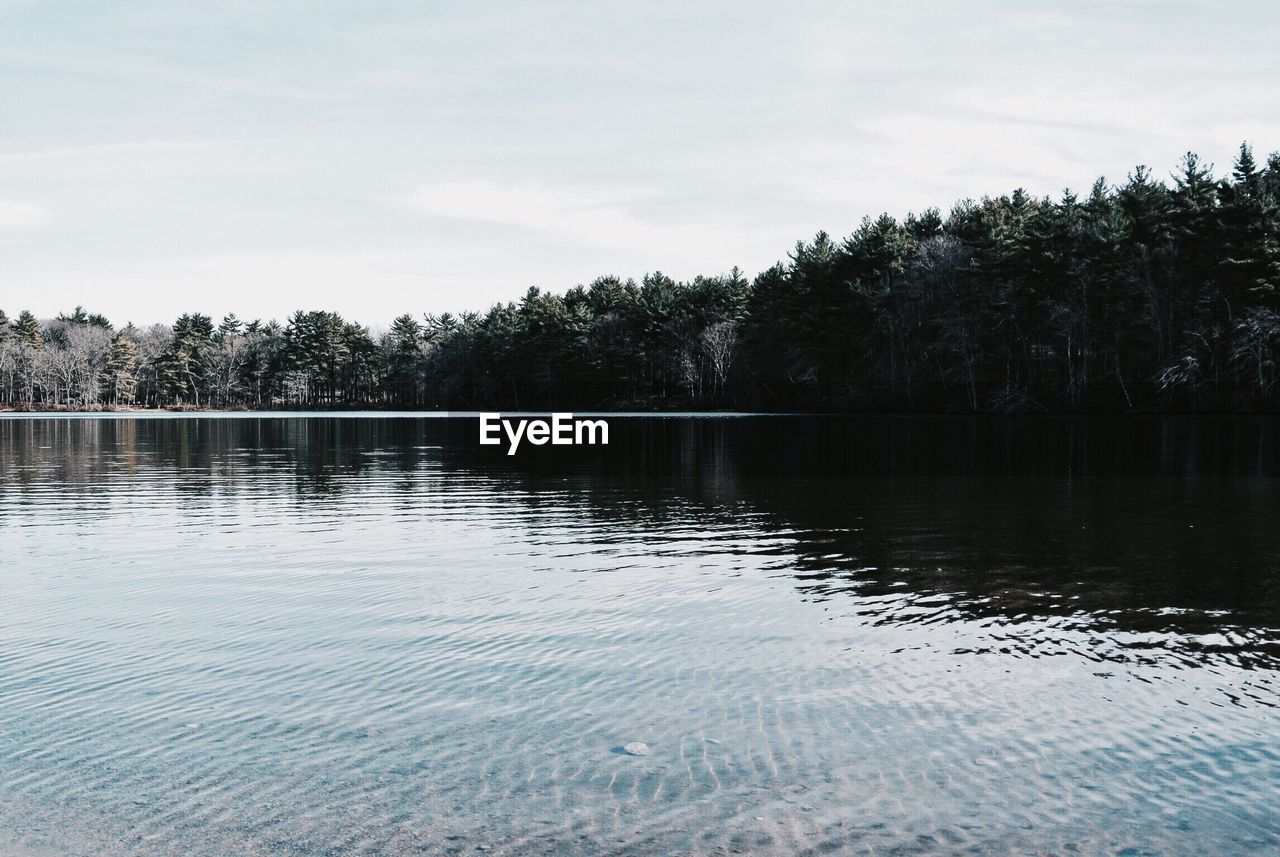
left=2, top=244, right=491, bottom=324
left=406, top=180, right=659, bottom=248
left=0, top=199, right=50, bottom=227
left=403, top=179, right=773, bottom=264
left=0, top=140, right=215, bottom=163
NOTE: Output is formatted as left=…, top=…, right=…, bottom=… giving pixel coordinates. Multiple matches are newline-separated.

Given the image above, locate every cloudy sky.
left=2, top=0, right=1277, bottom=326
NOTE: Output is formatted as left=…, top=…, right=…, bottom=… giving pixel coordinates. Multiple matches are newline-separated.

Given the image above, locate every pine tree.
left=1218, top=144, right=1280, bottom=310
left=159, top=313, right=215, bottom=406
left=12, top=311, right=41, bottom=348
left=387, top=314, right=423, bottom=406
left=101, top=332, right=139, bottom=406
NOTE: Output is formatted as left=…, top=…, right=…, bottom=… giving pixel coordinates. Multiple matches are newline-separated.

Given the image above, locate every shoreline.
left=3, top=407, right=1280, bottom=419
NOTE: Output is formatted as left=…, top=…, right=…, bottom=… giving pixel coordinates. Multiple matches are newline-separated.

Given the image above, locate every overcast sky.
left=2, top=0, right=1277, bottom=327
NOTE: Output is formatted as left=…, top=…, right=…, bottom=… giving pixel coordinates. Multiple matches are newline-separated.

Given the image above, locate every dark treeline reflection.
left=3, top=146, right=1280, bottom=414
left=3, top=416, right=1278, bottom=674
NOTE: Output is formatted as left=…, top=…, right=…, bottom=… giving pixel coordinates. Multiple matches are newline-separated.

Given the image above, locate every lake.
left=1, top=414, right=1278, bottom=855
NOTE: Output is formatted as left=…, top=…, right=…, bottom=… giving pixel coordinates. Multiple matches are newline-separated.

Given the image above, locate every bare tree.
left=0, top=338, right=15, bottom=406
left=65, top=324, right=111, bottom=409
left=700, top=321, right=738, bottom=399
left=209, top=333, right=249, bottom=407
left=1232, top=308, right=1280, bottom=398
left=133, top=324, right=173, bottom=407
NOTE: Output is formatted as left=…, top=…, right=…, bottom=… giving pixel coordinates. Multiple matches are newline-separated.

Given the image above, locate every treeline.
left=3, top=144, right=1279, bottom=413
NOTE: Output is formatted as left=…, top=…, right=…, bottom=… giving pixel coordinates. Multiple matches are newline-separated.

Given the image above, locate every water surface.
left=1, top=415, right=1278, bottom=855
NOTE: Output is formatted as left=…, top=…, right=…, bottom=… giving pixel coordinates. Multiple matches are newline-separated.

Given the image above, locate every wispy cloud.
left=0, top=140, right=214, bottom=163
left=407, top=181, right=650, bottom=246
left=404, top=180, right=760, bottom=260
left=3, top=1, right=1275, bottom=316
left=0, top=199, right=50, bottom=228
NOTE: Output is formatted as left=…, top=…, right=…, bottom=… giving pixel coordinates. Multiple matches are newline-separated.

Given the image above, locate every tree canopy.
left=3, top=145, right=1279, bottom=413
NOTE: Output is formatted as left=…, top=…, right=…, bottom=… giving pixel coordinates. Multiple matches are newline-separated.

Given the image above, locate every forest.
left=2, top=144, right=1279, bottom=414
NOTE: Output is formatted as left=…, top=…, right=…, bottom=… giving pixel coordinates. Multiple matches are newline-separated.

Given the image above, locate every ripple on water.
left=1, top=415, right=1278, bottom=855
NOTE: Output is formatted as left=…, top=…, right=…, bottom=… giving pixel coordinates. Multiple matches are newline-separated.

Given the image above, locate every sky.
left=2, top=0, right=1278, bottom=328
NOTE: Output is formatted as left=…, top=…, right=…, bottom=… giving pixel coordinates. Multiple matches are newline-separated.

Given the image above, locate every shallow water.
left=1, top=415, right=1278, bottom=855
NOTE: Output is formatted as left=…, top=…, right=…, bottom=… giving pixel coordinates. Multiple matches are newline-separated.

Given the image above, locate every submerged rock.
left=620, top=742, right=650, bottom=757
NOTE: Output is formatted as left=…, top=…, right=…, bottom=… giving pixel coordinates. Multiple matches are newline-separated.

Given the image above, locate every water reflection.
left=5, top=415, right=1277, bottom=667
left=1, top=415, right=1278, bottom=856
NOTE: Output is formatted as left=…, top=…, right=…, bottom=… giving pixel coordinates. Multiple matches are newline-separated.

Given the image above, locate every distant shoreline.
left=4, top=145, right=1280, bottom=418
left=3, top=405, right=1279, bottom=418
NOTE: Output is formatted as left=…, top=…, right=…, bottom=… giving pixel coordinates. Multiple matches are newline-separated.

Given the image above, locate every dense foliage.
left=3, top=145, right=1279, bottom=413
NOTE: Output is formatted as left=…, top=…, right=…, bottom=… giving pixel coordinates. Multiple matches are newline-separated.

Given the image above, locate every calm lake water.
left=1, top=414, right=1278, bottom=856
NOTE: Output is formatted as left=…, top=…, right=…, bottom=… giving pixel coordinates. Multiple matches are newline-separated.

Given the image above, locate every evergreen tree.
left=2, top=144, right=1277, bottom=414
left=101, top=331, right=139, bottom=406
left=159, top=313, right=215, bottom=406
